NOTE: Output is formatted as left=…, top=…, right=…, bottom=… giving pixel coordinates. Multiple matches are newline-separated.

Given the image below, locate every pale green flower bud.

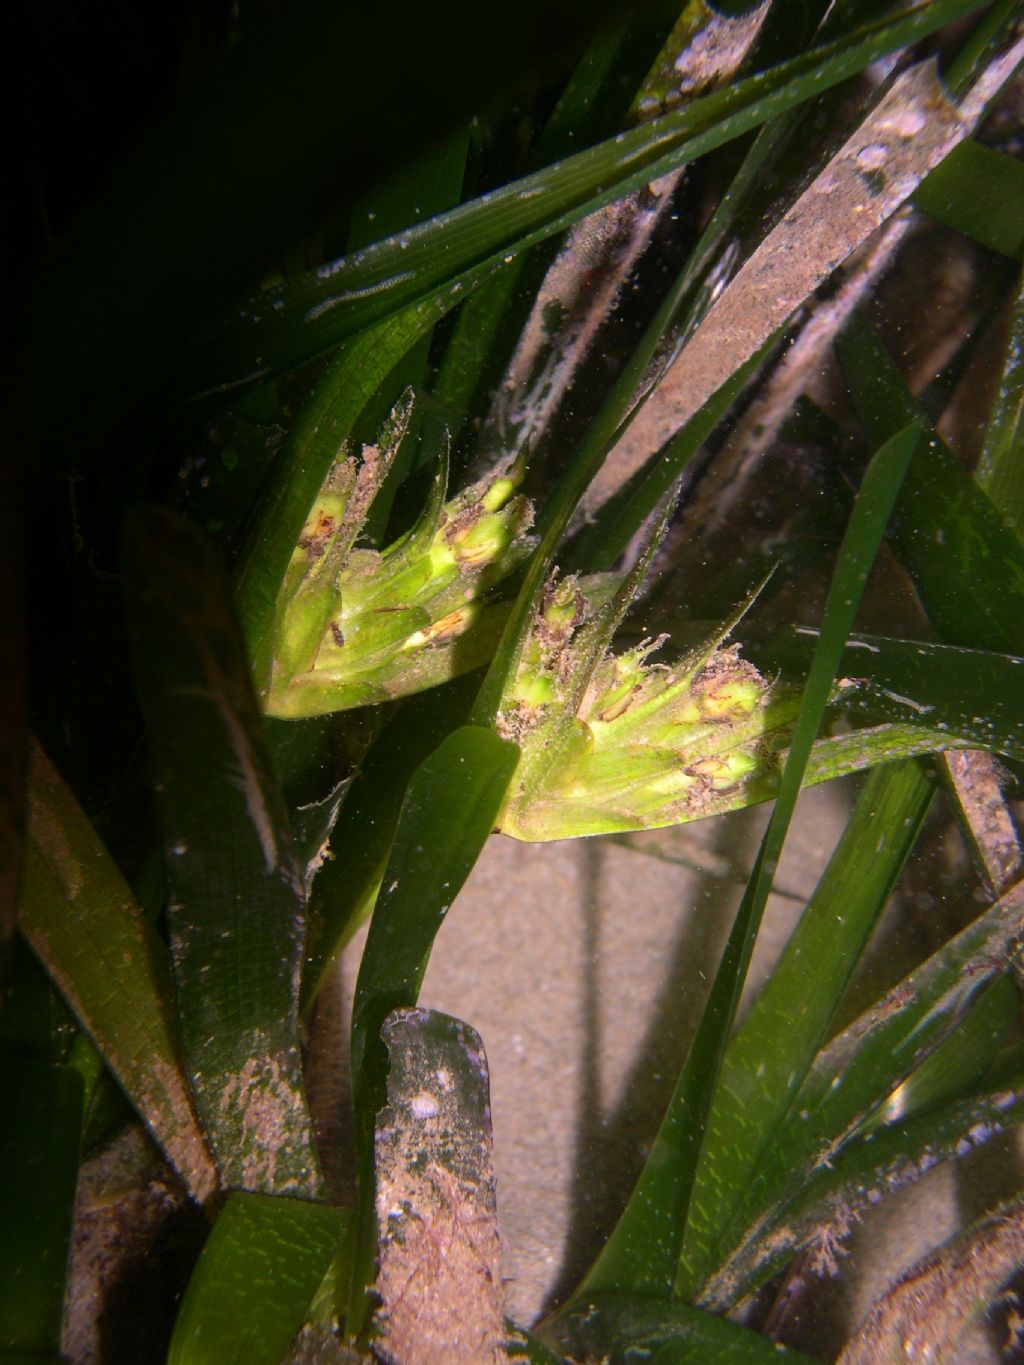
left=448, top=511, right=515, bottom=568
left=496, top=575, right=797, bottom=841
left=511, top=671, right=558, bottom=708
left=697, top=675, right=763, bottom=721
left=402, top=605, right=480, bottom=650
left=481, top=477, right=517, bottom=513
left=265, top=396, right=534, bottom=718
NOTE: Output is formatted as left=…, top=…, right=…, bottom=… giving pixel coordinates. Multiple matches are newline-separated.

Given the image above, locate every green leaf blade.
left=189, top=0, right=986, bottom=398
left=702, top=874, right=1024, bottom=1308
left=676, top=759, right=934, bottom=1296
left=576, top=421, right=921, bottom=1302
left=347, top=724, right=518, bottom=1328
left=976, top=263, right=1024, bottom=540
left=301, top=674, right=481, bottom=1014
left=544, top=1290, right=821, bottom=1363
left=19, top=743, right=217, bottom=1202
left=168, top=1192, right=349, bottom=1365
left=0, top=1060, right=83, bottom=1355
left=837, top=312, right=1024, bottom=655
left=914, top=139, right=1024, bottom=259
left=349, top=726, right=520, bottom=1112
left=710, top=1049, right=1024, bottom=1310
left=125, top=508, right=321, bottom=1197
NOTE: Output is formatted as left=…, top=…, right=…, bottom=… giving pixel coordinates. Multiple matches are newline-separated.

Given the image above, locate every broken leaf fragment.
left=374, top=1008, right=506, bottom=1365
left=265, top=394, right=534, bottom=717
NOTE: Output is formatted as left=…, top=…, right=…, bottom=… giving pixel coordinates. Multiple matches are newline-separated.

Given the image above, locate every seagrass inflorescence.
left=265, top=393, right=535, bottom=718
left=496, top=572, right=802, bottom=841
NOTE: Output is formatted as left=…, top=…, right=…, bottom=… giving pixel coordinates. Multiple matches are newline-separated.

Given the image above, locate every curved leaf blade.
left=347, top=725, right=518, bottom=1329
left=190, top=0, right=986, bottom=397
left=837, top=311, right=1024, bottom=655
left=748, top=629, right=1024, bottom=762
left=975, top=262, right=1024, bottom=538
left=20, top=742, right=217, bottom=1202
left=576, top=422, right=921, bottom=1301
left=301, top=673, right=480, bottom=1014
left=168, top=1192, right=349, bottom=1365
left=710, top=1046, right=1024, bottom=1311
left=676, top=760, right=934, bottom=1296
left=701, top=874, right=1024, bottom=1308
left=544, top=1290, right=821, bottom=1364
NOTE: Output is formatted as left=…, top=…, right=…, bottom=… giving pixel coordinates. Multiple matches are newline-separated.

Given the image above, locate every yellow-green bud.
left=699, top=677, right=762, bottom=721
left=688, top=750, right=758, bottom=788
left=541, top=583, right=584, bottom=631
left=402, top=605, right=478, bottom=650
left=267, top=395, right=535, bottom=717
left=428, top=541, right=458, bottom=576
left=513, top=672, right=557, bottom=707
left=451, top=512, right=512, bottom=568
left=494, top=577, right=790, bottom=840
left=291, top=493, right=347, bottom=565
left=481, top=477, right=516, bottom=513
left=673, top=697, right=703, bottom=726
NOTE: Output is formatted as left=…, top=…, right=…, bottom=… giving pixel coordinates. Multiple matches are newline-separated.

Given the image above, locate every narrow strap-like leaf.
left=190, top=0, right=987, bottom=398
left=543, top=1290, right=822, bottom=1363
left=301, top=672, right=481, bottom=1014
left=837, top=311, right=1024, bottom=655
left=750, top=628, right=1024, bottom=762
left=702, top=874, right=1024, bottom=1309
left=915, top=139, right=1024, bottom=258
left=20, top=742, right=216, bottom=1203
left=167, top=1192, right=349, bottom=1365
left=709, top=1045, right=1024, bottom=1312
left=676, top=760, right=934, bottom=1295
left=976, top=262, right=1024, bottom=539
left=0, top=1059, right=83, bottom=1356
left=125, top=508, right=321, bottom=1197
left=347, top=725, right=518, bottom=1330
left=569, top=421, right=920, bottom=1302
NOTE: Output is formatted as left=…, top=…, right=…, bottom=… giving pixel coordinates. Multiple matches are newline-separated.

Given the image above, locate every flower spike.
left=266, top=395, right=534, bottom=717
